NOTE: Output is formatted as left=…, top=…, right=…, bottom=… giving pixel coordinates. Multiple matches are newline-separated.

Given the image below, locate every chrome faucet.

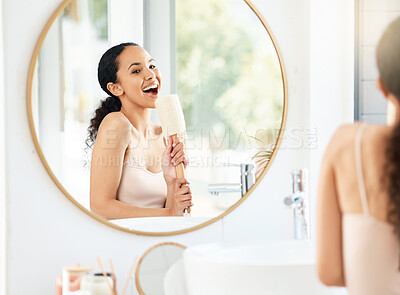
left=284, top=169, right=309, bottom=240
left=208, top=163, right=255, bottom=197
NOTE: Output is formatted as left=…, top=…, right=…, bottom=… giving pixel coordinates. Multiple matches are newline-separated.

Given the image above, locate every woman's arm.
left=316, top=128, right=345, bottom=286
left=90, top=113, right=174, bottom=220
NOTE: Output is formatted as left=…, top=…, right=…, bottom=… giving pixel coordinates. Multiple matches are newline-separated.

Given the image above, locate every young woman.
left=87, top=43, right=192, bottom=220
left=317, top=17, right=400, bottom=293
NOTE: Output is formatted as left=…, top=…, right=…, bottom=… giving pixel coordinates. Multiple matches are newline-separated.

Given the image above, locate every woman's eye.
left=132, top=69, right=140, bottom=74
left=149, top=65, right=156, bottom=69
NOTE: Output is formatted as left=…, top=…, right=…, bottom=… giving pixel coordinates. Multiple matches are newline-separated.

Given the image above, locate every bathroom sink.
left=183, top=240, right=332, bottom=295
left=110, top=216, right=210, bottom=232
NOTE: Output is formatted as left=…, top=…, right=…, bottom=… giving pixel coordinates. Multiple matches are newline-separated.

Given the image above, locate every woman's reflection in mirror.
left=85, top=43, right=192, bottom=219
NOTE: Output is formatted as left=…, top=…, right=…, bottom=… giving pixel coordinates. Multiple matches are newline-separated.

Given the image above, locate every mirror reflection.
left=29, top=0, right=285, bottom=232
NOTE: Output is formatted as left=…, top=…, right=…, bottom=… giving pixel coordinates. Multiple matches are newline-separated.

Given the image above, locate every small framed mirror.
left=135, top=242, right=187, bottom=295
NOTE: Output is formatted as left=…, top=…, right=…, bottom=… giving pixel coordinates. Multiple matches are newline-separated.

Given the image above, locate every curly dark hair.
left=377, top=17, right=400, bottom=240
left=85, top=42, right=139, bottom=148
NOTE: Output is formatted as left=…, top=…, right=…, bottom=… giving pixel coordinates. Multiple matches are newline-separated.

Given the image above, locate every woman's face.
left=116, top=46, right=162, bottom=108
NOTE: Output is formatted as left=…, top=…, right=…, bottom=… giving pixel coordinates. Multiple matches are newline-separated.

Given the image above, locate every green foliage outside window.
left=176, top=0, right=283, bottom=150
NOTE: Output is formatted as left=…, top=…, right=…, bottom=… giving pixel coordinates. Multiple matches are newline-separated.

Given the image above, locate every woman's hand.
left=167, top=178, right=193, bottom=216
left=162, top=137, right=188, bottom=185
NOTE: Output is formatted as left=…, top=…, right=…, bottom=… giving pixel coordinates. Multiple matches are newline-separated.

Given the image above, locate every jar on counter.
left=80, top=273, right=115, bottom=295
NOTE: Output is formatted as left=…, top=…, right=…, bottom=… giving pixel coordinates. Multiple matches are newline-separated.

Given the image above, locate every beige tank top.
left=342, top=124, right=400, bottom=294
left=117, top=149, right=167, bottom=208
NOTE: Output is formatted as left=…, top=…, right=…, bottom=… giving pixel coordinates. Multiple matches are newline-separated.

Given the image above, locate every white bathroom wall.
left=2, top=0, right=354, bottom=294
left=109, top=0, right=144, bottom=46
left=0, top=0, right=7, bottom=294
left=309, top=0, right=355, bottom=239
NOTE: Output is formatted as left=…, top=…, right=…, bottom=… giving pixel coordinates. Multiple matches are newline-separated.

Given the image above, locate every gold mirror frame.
left=135, top=242, right=187, bottom=295
left=26, top=0, right=288, bottom=236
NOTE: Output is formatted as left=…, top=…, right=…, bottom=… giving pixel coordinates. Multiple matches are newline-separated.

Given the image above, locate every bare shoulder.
left=99, top=112, right=131, bottom=133
left=95, top=112, right=135, bottom=150
left=325, top=123, right=391, bottom=161
left=323, top=123, right=362, bottom=161
left=364, top=124, right=391, bottom=141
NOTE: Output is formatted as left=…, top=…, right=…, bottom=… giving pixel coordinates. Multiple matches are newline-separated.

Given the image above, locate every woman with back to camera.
left=86, top=42, right=192, bottom=220
left=317, top=17, right=400, bottom=294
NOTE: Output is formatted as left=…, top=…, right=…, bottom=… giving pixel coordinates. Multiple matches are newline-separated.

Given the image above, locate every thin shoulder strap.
left=355, top=124, right=370, bottom=216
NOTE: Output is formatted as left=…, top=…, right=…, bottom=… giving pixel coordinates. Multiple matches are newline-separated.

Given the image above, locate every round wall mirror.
left=135, top=242, right=187, bottom=295
left=27, top=0, right=287, bottom=235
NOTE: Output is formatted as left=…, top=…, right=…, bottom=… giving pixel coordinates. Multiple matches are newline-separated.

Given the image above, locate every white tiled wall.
left=358, top=0, right=400, bottom=123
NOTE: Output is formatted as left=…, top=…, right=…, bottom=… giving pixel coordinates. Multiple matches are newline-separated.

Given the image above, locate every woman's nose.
left=144, top=67, right=156, bottom=80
